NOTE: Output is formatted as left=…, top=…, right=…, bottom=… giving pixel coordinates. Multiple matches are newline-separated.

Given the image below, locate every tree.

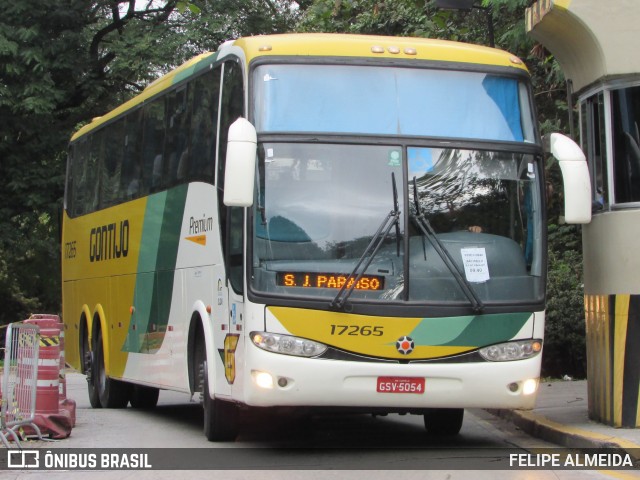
left=0, top=0, right=304, bottom=327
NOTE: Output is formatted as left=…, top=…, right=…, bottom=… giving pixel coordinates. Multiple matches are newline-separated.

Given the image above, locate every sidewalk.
left=492, top=379, right=640, bottom=461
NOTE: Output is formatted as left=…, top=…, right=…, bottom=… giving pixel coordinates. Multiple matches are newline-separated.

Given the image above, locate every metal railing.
left=1, top=323, right=42, bottom=448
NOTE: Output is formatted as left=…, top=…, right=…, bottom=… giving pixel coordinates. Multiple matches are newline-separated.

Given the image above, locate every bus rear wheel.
left=82, top=321, right=101, bottom=408
left=95, top=329, right=131, bottom=408
left=423, top=408, right=464, bottom=436
left=202, top=361, right=238, bottom=441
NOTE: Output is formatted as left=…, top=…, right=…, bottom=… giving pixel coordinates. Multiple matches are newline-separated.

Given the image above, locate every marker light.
left=479, top=339, right=542, bottom=362
left=251, top=332, right=327, bottom=358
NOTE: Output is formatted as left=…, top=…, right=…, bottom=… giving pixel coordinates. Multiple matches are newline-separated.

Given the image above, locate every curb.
left=489, top=409, right=640, bottom=463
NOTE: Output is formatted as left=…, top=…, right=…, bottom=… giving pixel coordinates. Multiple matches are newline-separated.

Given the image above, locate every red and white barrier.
left=24, top=314, right=76, bottom=439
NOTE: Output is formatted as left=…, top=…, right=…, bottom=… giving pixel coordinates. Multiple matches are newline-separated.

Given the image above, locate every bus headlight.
left=479, top=339, right=542, bottom=362
left=251, top=332, right=327, bottom=358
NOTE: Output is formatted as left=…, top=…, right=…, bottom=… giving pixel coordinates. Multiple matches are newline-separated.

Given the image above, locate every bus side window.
left=100, top=117, right=124, bottom=209
left=141, top=99, right=166, bottom=193
left=165, top=86, right=191, bottom=186
left=85, top=133, right=102, bottom=214
left=189, top=66, right=221, bottom=182
left=65, top=145, right=75, bottom=215
left=72, top=139, right=86, bottom=216
left=218, top=59, right=245, bottom=293
left=218, top=59, right=244, bottom=186
left=120, top=108, right=143, bottom=201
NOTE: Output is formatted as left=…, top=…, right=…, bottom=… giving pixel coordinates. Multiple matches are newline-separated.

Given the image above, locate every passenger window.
left=165, top=87, right=191, bottom=185
left=101, top=118, right=124, bottom=209
left=141, top=99, right=166, bottom=193
left=189, top=67, right=221, bottom=182
left=120, top=109, right=143, bottom=201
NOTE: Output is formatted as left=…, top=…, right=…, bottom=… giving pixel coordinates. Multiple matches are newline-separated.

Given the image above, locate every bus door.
left=214, top=57, right=245, bottom=396
left=224, top=206, right=245, bottom=390
left=213, top=206, right=245, bottom=397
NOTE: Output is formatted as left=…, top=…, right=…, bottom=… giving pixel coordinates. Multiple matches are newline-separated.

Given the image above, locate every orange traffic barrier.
left=24, top=314, right=76, bottom=439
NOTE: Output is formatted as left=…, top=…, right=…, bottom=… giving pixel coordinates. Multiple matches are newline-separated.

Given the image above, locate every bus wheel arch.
left=187, top=312, right=205, bottom=395
left=187, top=308, right=238, bottom=441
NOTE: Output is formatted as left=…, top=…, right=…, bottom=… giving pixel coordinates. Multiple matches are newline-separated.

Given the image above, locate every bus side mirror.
left=544, top=133, right=592, bottom=224
left=224, top=118, right=257, bottom=207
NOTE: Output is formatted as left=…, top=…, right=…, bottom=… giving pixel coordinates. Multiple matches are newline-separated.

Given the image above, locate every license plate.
left=376, top=376, right=425, bottom=394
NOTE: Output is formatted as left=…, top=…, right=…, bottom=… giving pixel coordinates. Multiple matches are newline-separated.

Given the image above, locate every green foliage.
left=0, top=0, right=303, bottom=327
left=544, top=224, right=586, bottom=378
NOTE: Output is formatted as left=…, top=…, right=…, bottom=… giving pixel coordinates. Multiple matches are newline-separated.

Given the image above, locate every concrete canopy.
left=526, top=0, right=640, bottom=93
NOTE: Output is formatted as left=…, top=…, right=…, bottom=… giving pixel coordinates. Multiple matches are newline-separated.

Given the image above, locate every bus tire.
left=82, top=321, right=101, bottom=408
left=95, top=329, right=131, bottom=408
left=87, top=350, right=101, bottom=408
left=130, top=385, right=160, bottom=409
left=423, top=408, right=464, bottom=436
left=203, top=361, right=238, bottom=441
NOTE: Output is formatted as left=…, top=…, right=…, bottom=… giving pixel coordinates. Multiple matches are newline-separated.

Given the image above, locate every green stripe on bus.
left=123, top=185, right=188, bottom=353
left=173, top=52, right=220, bottom=85
left=408, top=312, right=531, bottom=347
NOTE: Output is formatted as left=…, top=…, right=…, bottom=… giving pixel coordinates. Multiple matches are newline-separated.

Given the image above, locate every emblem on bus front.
left=396, top=336, right=414, bottom=355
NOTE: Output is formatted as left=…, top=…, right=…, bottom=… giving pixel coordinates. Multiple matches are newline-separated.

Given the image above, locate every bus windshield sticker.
left=460, top=248, right=490, bottom=283
left=387, top=150, right=401, bottom=167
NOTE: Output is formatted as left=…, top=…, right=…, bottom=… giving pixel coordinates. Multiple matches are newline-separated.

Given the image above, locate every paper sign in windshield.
left=461, top=247, right=490, bottom=283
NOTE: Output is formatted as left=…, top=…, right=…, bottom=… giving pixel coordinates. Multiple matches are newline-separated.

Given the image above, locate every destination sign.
left=276, top=272, right=385, bottom=291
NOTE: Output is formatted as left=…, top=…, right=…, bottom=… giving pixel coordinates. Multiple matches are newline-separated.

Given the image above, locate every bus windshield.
left=253, top=64, right=536, bottom=142
left=251, top=143, right=544, bottom=306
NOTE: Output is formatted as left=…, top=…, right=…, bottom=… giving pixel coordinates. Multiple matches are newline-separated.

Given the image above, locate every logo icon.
left=8, top=450, right=39, bottom=469
left=396, top=336, right=414, bottom=355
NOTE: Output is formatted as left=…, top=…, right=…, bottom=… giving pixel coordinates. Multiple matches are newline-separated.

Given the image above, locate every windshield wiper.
left=330, top=172, right=401, bottom=311
left=411, top=177, right=484, bottom=313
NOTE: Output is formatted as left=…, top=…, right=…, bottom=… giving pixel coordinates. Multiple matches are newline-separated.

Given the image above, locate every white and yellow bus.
left=62, top=33, right=591, bottom=440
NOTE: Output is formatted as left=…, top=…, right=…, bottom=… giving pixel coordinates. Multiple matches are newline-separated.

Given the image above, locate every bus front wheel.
left=202, top=361, right=238, bottom=441
left=423, top=408, right=464, bottom=436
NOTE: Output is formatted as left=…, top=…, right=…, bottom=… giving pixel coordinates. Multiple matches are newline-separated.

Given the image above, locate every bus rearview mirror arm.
left=543, top=133, right=592, bottom=224
left=224, top=118, right=257, bottom=207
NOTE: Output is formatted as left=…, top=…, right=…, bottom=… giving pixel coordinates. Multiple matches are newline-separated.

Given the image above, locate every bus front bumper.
left=240, top=345, right=541, bottom=411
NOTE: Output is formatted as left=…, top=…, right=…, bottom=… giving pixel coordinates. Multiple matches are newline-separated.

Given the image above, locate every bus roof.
left=71, top=33, right=526, bottom=142
left=232, top=33, right=526, bottom=70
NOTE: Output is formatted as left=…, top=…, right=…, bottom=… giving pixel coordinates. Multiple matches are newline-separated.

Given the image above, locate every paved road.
left=4, top=373, right=628, bottom=480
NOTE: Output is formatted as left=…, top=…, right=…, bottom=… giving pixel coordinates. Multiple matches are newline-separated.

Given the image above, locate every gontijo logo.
left=89, top=219, right=130, bottom=262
